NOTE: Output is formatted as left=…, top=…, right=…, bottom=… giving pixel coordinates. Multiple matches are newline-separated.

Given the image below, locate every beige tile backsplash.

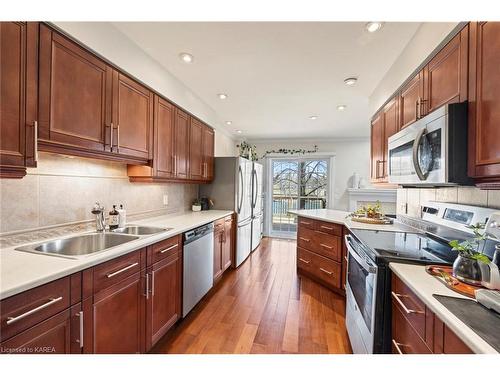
left=397, top=186, right=500, bottom=219
left=0, top=153, right=199, bottom=235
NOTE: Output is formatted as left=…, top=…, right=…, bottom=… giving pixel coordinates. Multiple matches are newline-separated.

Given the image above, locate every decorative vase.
left=192, top=205, right=201, bottom=212
left=452, top=255, right=483, bottom=285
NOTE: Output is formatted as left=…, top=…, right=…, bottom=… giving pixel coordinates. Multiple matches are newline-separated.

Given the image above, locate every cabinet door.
left=222, top=217, right=233, bottom=270
left=399, top=71, right=424, bottom=129
left=382, top=97, right=399, bottom=178
left=112, top=71, right=153, bottom=161
left=423, top=27, right=468, bottom=115
left=0, top=309, right=72, bottom=354
left=202, top=126, right=215, bottom=181
left=370, top=112, right=384, bottom=181
left=189, top=118, right=204, bottom=180
left=153, top=96, right=175, bottom=178
left=174, top=108, right=190, bottom=179
left=92, top=272, right=145, bottom=353
left=38, top=25, right=112, bottom=152
left=213, top=221, right=224, bottom=281
left=0, top=22, right=38, bottom=177
left=468, top=22, right=500, bottom=180
left=146, top=253, right=181, bottom=350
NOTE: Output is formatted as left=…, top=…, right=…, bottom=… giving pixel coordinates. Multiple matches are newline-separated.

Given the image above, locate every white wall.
left=53, top=22, right=236, bottom=157
left=252, top=138, right=371, bottom=211
left=369, top=22, right=458, bottom=115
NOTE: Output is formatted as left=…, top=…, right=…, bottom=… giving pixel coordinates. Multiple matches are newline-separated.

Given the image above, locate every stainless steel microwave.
left=387, top=102, right=472, bottom=186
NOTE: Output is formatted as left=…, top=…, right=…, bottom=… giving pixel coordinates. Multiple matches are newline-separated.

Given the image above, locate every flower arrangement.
left=237, top=141, right=258, bottom=161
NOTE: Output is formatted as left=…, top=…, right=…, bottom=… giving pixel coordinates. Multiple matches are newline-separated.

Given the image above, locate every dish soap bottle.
left=108, top=205, right=119, bottom=230
left=117, top=204, right=126, bottom=228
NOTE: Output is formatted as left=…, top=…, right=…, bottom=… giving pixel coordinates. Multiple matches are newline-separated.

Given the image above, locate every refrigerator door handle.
left=251, top=168, right=258, bottom=209
left=237, top=165, right=244, bottom=214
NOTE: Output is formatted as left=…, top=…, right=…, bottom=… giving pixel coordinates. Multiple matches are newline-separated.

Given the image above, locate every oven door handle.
left=344, top=235, right=377, bottom=274
left=412, top=127, right=429, bottom=181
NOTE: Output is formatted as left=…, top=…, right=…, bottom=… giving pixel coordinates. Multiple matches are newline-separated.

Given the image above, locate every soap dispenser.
left=108, top=205, right=119, bottom=230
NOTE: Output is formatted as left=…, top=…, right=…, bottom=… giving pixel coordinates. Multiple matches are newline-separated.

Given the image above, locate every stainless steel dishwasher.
left=183, top=223, right=214, bottom=317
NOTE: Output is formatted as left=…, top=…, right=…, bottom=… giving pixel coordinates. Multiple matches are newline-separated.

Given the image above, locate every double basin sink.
left=15, top=225, right=171, bottom=259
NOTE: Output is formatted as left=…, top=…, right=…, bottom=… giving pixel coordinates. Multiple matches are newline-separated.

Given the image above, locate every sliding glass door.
left=269, top=158, right=329, bottom=237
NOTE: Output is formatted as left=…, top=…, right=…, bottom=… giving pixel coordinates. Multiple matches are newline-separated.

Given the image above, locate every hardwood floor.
left=150, top=237, right=352, bottom=354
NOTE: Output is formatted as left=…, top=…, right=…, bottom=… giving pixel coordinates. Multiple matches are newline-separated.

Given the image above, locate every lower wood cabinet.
left=391, top=274, right=472, bottom=354
left=214, top=215, right=234, bottom=283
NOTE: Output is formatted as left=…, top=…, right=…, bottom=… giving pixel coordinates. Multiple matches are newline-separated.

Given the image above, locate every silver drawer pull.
left=6, top=296, right=63, bottom=325
left=76, top=311, right=84, bottom=348
left=298, top=258, right=310, bottom=264
left=106, top=262, right=139, bottom=278
left=320, top=225, right=334, bottom=230
left=320, top=243, right=333, bottom=249
left=391, top=292, right=424, bottom=315
left=299, top=237, right=310, bottom=242
left=392, top=339, right=404, bottom=354
left=344, top=256, right=348, bottom=262
left=160, top=243, right=178, bottom=254
left=301, top=220, right=312, bottom=225
left=320, top=268, right=333, bottom=275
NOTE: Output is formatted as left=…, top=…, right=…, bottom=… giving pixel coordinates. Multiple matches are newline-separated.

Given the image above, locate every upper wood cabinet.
left=173, top=108, right=190, bottom=180
left=111, top=72, right=153, bottom=161
left=423, top=27, right=468, bottom=115
left=370, top=112, right=384, bottom=182
left=202, top=126, right=215, bottom=181
left=189, top=118, right=204, bottom=180
left=38, top=25, right=151, bottom=164
left=382, top=97, right=399, bottom=178
left=153, top=96, right=175, bottom=179
left=399, top=71, right=424, bottom=129
left=0, top=22, right=38, bottom=178
left=468, top=22, right=500, bottom=186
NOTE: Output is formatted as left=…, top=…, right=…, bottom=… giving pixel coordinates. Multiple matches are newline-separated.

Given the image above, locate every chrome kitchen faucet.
left=91, top=202, right=106, bottom=232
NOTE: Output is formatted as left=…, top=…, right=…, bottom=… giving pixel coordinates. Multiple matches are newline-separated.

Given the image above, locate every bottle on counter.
left=117, top=204, right=126, bottom=228
left=108, top=205, right=119, bottom=230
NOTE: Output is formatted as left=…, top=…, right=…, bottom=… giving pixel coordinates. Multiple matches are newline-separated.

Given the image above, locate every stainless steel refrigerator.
left=251, top=162, right=263, bottom=252
left=199, top=157, right=254, bottom=267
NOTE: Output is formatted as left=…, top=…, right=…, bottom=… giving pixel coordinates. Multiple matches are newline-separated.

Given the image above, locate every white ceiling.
left=112, top=22, right=421, bottom=140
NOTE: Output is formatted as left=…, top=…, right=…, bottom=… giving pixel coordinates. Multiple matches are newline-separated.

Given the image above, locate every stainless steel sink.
left=15, top=232, right=140, bottom=259
left=111, top=225, right=170, bottom=236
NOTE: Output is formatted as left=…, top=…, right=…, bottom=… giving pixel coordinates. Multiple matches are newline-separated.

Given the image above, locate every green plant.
left=192, top=198, right=202, bottom=206
left=237, top=141, right=258, bottom=161
left=449, top=222, right=490, bottom=264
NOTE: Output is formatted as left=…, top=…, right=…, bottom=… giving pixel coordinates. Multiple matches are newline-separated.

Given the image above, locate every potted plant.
left=449, top=222, right=490, bottom=285
left=192, top=199, right=202, bottom=212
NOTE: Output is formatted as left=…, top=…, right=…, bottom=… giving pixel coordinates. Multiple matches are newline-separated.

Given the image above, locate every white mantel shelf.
left=346, top=188, right=397, bottom=212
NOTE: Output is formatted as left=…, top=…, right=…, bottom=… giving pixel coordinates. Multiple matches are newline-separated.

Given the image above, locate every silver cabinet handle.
left=300, top=220, right=312, bottom=225
left=320, top=268, right=333, bottom=275
left=320, top=243, right=333, bottom=249
left=77, top=311, right=84, bottom=348
left=145, top=273, right=150, bottom=300
left=298, top=258, right=310, bottom=264
left=116, top=124, right=120, bottom=152
left=320, top=225, right=333, bottom=230
left=151, top=271, right=155, bottom=297
left=299, top=237, right=310, bottom=242
left=6, top=296, right=63, bottom=325
left=109, top=123, right=114, bottom=151
left=392, top=339, right=404, bottom=354
left=173, top=155, right=177, bottom=175
left=160, top=243, right=178, bottom=254
left=33, top=120, right=38, bottom=162
left=391, top=292, right=423, bottom=315
left=106, top=262, right=138, bottom=278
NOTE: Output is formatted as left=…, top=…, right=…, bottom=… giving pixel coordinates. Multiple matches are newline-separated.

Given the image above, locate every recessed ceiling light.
left=236, top=130, right=242, bottom=134
left=365, top=22, right=384, bottom=33
left=344, top=77, right=358, bottom=86
left=218, top=93, right=228, bottom=100
left=337, top=105, right=347, bottom=111
left=309, top=115, right=318, bottom=120
left=225, top=121, right=232, bottom=125
left=179, top=52, right=194, bottom=63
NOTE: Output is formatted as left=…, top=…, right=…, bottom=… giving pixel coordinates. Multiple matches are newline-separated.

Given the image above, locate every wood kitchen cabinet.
left=382, top=97, right=399, bottom=179
left=174, top=108, right=190, bottom=180
left=214, top=215, right=234, bottom=283
left=0, top=22, right=38, bottom=178
left=391, top=273, right=472, bottom=354
left=222, top=216, right=233, bottom=271
left=202, top=126, right=215, bottom=181
left=468, top=22, right=500, bottom=187
left=189, top=117, right=204, bottom=180
left=399, top=72, right=424, bottom=129
left=145, top=236, right=182, bottom=350
left=370, top=111, right=385, bottom=182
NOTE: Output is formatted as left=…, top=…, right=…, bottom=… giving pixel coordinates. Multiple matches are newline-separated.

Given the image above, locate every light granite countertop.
left=288, top=209, right=421, bottom=233
left=0, top=210, right=233, bottom=300
left=390, top=263, right=498, bottom=354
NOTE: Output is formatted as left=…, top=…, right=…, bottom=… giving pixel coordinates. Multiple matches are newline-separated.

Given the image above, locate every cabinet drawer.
left=298, top=217, right=315, bottom=230
left=93, top=250, right=145, bottom=293
left=148, top=235, right=181, bottom=265
left=392, top=301, right=432, bottom=354
left=392, top=275, right=426, bottom=341
left=1, top=277, right=71, bottom=342
left=297, top=226, right=315, bottom=251
left=313, top=230, right=341, bottom=261
left=297, top=247, right=341, bottom=289
left=314, top=220, right=342, bottom=236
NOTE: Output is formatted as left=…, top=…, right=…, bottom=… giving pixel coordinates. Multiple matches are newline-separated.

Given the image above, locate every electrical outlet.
left=163, top=194, right=168, bottom=206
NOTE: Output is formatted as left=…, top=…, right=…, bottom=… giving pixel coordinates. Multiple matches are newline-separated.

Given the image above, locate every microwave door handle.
left=344, top=235, right=376, bottom=274
left=412, top=127, right=428, bottom=181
